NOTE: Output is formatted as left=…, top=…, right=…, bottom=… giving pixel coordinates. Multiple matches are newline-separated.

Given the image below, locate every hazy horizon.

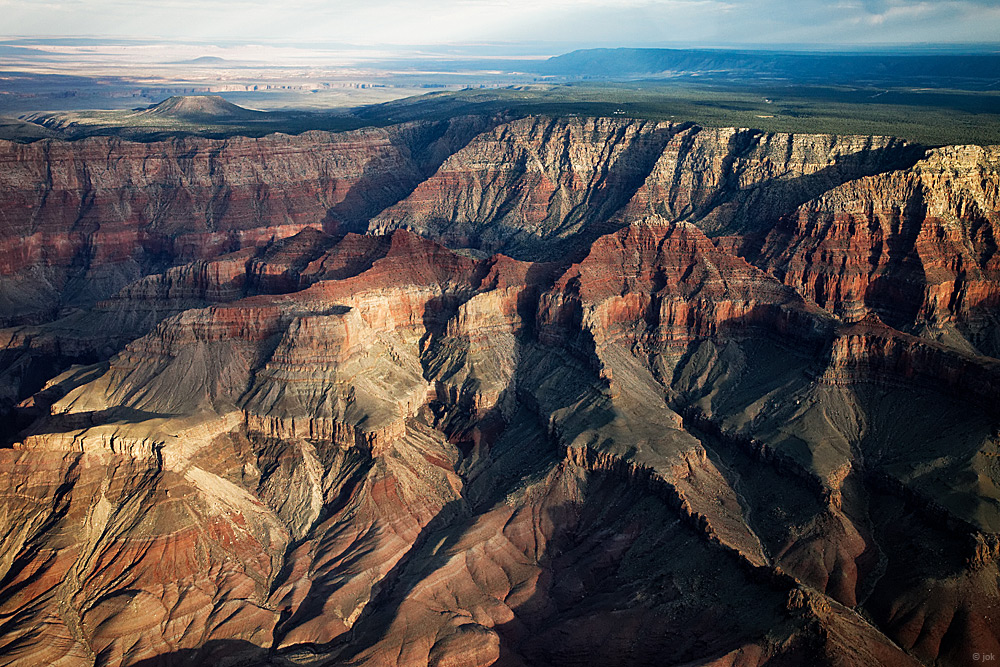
left=2, top=0, right=1000, bottom=48
left=3, top=36, right=1000, bottom=54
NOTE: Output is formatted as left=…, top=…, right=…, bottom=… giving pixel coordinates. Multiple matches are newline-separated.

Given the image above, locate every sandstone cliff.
left=0, top=116, right=493, bottom=325
left=0, top=117, right=998, bottom=667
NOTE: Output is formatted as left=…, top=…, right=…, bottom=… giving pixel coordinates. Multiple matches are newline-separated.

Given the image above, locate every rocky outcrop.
left=0, top=116, right=492, bottom=323
left=747, top=145, right=1000, bottom=357
left=618, top=127, right=921, bottom=233
left=369, top=116, right=683, bottom=259
left=0, top=118, right=998, bottom=667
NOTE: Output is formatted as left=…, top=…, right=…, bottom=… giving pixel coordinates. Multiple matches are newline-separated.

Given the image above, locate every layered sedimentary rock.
left=0, top=116, right=492, bottom=324
left=748, top=144, right=1000, bottom=357
left=368, top=116, right=683, bottom=259
left=0, top=115, right=999, bottom=667
left=369, top=118, right=1000, bottom=356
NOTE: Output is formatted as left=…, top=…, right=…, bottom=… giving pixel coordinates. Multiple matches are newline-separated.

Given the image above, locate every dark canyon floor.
left=0, top=112, right=998, bottom=666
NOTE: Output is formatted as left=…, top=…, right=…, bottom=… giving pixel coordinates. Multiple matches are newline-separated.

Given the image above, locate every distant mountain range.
left=530, top=47, right=1000, bottom=87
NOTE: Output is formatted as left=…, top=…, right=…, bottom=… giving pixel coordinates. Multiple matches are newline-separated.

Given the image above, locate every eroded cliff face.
left=368, top=116, right=683, bottom=259
left=0, top=116, right=998, bottom=667
left=748, top=144, right=1000, bottom=355
left=0, top=116, right=492, bottom=325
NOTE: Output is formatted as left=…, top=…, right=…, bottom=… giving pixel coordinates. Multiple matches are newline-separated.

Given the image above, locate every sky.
left=2, top=0, right=999, bottom=48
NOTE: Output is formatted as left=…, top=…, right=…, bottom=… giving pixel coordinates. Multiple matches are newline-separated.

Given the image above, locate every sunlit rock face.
left=0, top=117, right=998, bottom=667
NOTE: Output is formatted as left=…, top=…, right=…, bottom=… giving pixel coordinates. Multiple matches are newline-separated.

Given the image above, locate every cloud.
left=0, top=0, right=997, bottom=45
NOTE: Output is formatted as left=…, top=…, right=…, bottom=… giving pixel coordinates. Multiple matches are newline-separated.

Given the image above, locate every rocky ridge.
left=0, top=116, right=998, bottom=666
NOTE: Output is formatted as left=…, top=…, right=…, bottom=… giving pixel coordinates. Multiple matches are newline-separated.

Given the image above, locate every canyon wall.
left=0, top=116, right=998, bottom=667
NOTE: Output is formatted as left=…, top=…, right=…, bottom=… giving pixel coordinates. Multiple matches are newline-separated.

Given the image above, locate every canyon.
left=0, top=114, right=998, bottom=666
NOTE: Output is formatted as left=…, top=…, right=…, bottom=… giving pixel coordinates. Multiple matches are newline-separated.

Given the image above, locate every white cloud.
left=0, top=0, right=996, bottom=45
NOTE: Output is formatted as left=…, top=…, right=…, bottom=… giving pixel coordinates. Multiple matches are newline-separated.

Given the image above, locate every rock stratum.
left=0, top=115, right=998, bottom=667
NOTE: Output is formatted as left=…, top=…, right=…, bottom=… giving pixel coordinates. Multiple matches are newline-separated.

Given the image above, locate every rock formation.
left=0, top=115, right=492, bottom=325
left=0, top=116, right=998, bottom=667
left=135, top=96, right=266, bottom=122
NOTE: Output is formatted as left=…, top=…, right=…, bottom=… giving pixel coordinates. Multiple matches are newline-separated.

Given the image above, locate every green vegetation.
left=7, top=79, right=1000, bottom=146
left=16, top=107, right=370, bottom=142
left=357, top=80, right=1000, bottom=146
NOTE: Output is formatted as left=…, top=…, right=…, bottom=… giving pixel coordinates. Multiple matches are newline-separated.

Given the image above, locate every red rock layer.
left=619, top=127, right=915, bottom=234
left=0, top=116, right=491, bottom=322
left=369, top=116, right=682, bottom=259
left=748, top=145, right=1000, bottom=355
left=0, top=119, right=998, bottom=667
left=1, top=222, right=992, bottom=666
left=549, top=218, right=830, bottom=351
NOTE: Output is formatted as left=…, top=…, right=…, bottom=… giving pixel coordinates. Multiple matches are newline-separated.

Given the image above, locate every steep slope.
left=0, top=115, right=493, bottom=325
left=0, top=117, right=495, bottom=431
left=744, top=144, right=1000, bottom=355
left=369, top=116, right=683, bottom=259
left=0, top=117, right=999, bottom=667
left=369, top=120, right=924, bottom=261
left=0, top=221, right=996, bottom=666
left=371, top=118, right=1000, bottom=358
